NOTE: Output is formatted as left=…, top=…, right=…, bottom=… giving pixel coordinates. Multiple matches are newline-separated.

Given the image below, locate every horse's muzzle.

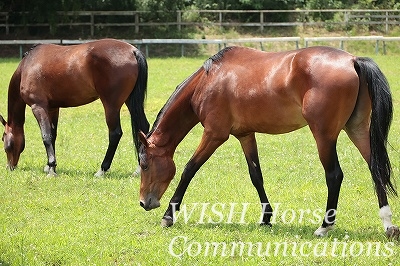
left=6, top=163, right=16, bottom=171
left=140, top=194, right=160, bottom=211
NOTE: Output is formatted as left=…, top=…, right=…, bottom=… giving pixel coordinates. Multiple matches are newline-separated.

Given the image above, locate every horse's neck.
left=151, top=80, right=200, bottom=155
left=7, top=68, right=26, bottom=128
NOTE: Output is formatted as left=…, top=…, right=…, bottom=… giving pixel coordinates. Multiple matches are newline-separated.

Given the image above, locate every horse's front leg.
left=95, top=109, right=123, bottom=177
left=237, top=133, right=273, bottom=226
left=161, top=130, right=227, bottom=227
left=31, top=105, right=57, bottom=176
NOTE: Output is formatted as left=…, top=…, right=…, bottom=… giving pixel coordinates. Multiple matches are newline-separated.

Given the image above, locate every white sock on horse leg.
left=379, top=205, right=394, bottom=231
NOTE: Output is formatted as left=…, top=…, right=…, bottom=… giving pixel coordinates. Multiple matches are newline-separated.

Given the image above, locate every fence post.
left=90, top=12, right=94, bottom=37
left=6, top=13, right=9, bottom=35
left=135, top=13, right=139, bottom=34
left=260, top=11, right=264, bottom=33
left=383, top=41, right=386, bottom=55
left=385, top=11, right=389, bottom=34
left=344, top=11, right=349, bottom=25
left=219, top=11, right=222, bottom=30
left=177, top=10, right=181, bottom=31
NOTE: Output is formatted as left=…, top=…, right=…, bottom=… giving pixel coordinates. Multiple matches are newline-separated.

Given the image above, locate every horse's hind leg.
left=237, top=133, right=273, bottom=226
left=95, top=106, right=123, bottom=177
left=345, top=121, right=400, bottom=240
left=49, top=109, right=59, bottom=153
left=312, top=134, right=343, bottom=237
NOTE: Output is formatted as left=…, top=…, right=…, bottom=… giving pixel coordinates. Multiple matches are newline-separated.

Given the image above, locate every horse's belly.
left=45, top=85, right=99, bottom=107
left=53, top=96, right=99, bottom=108
left=231, top=104, right=307, bottom=135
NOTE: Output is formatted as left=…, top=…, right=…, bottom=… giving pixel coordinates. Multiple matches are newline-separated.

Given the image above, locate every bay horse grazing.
left=138, top=46, right=399, bottom=239
left=1, top=39, right=149, bottom=176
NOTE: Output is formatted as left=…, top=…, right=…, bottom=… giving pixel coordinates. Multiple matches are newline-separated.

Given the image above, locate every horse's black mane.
left=23, top=43, right=42, bottom=58
left=147, top=107, right=165, bottom=137
left=146, top=46, right=236, bottom=138
left=203, top=46, right=235, bottom=73
left=146, top=69, right=199, bottom=137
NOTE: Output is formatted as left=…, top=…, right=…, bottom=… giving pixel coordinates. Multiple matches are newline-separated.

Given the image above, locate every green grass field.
left=0, top=51, right=399, bottom=265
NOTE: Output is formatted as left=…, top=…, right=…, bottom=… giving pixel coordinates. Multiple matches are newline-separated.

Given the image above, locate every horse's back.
left=18, top=39, right=138, bottom=108
left=192, top=46, right=360, bottom=135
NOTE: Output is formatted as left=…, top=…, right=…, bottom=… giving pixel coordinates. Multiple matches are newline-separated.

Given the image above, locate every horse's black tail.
left=355, top=57, right=396, bottom=196
left=127, top=48, right=150, bottom=163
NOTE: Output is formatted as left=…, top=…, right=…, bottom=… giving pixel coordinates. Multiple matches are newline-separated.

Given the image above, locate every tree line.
left=1, top=0, right=397, bottom=19
left=1, top=0, right=398, bottom=11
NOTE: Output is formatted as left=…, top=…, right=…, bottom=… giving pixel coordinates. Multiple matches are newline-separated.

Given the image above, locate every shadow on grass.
left=172, top=222, right=390, bottom=242
left=16, top=165, right=138, bottom=180
left=0, top=260, right=11, bottom=266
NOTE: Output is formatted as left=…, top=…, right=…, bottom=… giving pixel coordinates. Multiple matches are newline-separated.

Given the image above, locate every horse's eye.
left=141, top=163, right=149, bottom=171
left=3, top=136, right=13, bottom=152
left=4, top=143, right=12, bottom=152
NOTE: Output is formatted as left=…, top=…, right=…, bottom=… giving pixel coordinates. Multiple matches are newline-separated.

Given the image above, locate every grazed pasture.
left=0, top=53, right=399, bottom=265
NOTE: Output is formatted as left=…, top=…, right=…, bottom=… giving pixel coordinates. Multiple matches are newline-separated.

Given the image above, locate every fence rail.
left=1, top=36, right=399, bottom=58
left=0, top=9, right=399, bottom=36
left=0, top=37, right=302, bottom=58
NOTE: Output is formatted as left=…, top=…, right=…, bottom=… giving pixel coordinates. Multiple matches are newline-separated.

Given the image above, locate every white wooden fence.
left=0, top=37, right=302, bottom=58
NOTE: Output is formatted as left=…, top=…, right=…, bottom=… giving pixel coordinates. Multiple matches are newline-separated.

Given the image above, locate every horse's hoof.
left=386, top=225, right=400, bottom=240
left=6, top=164, right=16, bottom=171
left=44, top=165, right=50, bottom=173
left=314, top=225, right=334, bottom=237
left=94, top=169, right=105, bottom=177
left=161, top=216, right=174, bottom=227
left=46, top=168, right=57, bottom=177
left=260, top=222, right=272, bottom=227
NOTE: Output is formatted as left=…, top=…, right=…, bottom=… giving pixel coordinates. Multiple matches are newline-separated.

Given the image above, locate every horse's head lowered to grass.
left=138, top=131, right=176, bottom=211
left=0, top=115, right=25, bottom=170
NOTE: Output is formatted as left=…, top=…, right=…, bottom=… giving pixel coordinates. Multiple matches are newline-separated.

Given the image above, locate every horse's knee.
left=109, top=128, right=123, bottom=142
left=325, top=166, right=343, bottom=188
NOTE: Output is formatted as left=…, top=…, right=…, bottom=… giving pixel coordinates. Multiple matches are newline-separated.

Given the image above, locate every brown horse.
left=1, top=39, right=149, bottom=176
left=138, top=46, right=399, bottom=239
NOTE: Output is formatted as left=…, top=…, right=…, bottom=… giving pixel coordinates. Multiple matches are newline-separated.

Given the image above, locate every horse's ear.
left=0, top=115, right=6, bottom=126
left=138, top=131, right=149, bottom=148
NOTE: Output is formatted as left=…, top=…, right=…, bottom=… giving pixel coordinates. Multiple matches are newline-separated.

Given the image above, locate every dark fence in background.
left=0, top=9, right=399, bottom=36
